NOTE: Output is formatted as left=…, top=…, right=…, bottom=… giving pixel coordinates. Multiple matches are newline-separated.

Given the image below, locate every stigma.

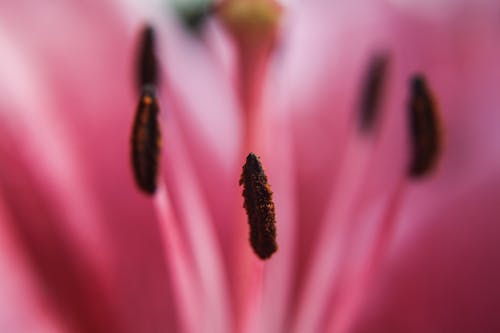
left=217, top=0, right=282, bottom=42
left=239, top=153, right=278, bottom=260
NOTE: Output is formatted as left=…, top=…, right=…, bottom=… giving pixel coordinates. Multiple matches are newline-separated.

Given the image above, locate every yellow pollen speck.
left=143, top=95, right=153, bottom=105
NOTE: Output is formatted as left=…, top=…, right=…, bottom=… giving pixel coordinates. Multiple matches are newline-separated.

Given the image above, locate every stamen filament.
left=161, top=121, right=232, bottom=333
left=153, top=182, right=201, bottom=333
left=291, top=138, right=373, bottom=333
left=325, top=178, right=407, bottom=332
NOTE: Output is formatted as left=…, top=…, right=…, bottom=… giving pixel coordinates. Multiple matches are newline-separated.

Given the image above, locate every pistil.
left=217, top=0, right=282, bottom=151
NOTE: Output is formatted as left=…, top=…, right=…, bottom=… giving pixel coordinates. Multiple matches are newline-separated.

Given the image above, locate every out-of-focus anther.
left=359, top=53, right=389, bottom=133
left=408, top=74, right=442, bottom=178
left=136, top=25, right=159, bottom=90
left=131, top=86, right=161, bottom=194
left=173, top=0, right=214, bottom=33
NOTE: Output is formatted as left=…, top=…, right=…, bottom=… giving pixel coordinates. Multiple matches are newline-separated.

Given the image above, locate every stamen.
left=239, top=153, right=277, bottom=260
left=131, top=86, right=161, bottom=194
left=136, top=25, right=158, bottom=90
left=408, top=74, right=441, bottom=178
left=358, top=54, right=389, bottom=133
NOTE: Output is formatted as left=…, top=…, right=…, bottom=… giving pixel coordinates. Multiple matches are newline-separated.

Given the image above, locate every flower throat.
left=129, top=21, right=442, bottom=260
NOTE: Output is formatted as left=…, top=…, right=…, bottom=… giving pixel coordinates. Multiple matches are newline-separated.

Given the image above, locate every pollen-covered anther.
left=131, top=86, right=161, bottom=194
left=359, top=53, right=389, bottom=133
left=136, top=24, right=159, bottom=90
left=239, top=153, right=277, bottom=260
left=408, top=74, right=442, bottom=178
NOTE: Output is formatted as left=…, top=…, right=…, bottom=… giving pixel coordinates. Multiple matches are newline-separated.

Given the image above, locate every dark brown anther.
left=239, top=153, right=277, bottom=260
left=136, top=25, right=158, bottom=90
left=408, top=74, right=441, bottom=178
left=359, top=53, right=389, bottom=133
left=131, top=86, right=161, bottom=194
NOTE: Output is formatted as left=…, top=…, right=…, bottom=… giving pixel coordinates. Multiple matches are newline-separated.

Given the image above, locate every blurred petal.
left=350, top=172, right=500, bottom=333
left=0, top=1, right=181, bottom=331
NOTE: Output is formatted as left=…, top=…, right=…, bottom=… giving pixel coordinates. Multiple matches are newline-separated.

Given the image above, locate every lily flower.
left=0, top=0, right=500, bottom=332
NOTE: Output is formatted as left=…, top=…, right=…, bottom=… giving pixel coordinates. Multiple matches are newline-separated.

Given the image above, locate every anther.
left=173, top=0, right=213, bottom=33
left=358, top=53, right=389, bottom=133
left=239, top=153, right=277, bottom=260
left=408, top=74, right=441, bottom=178
left=136, top=25, right=158, bottom=90
left=131, top=86, right=161, bottom=194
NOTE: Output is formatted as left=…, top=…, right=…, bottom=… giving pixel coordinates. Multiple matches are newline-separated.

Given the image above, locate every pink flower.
left=0, top=0, right=499, bottom=332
